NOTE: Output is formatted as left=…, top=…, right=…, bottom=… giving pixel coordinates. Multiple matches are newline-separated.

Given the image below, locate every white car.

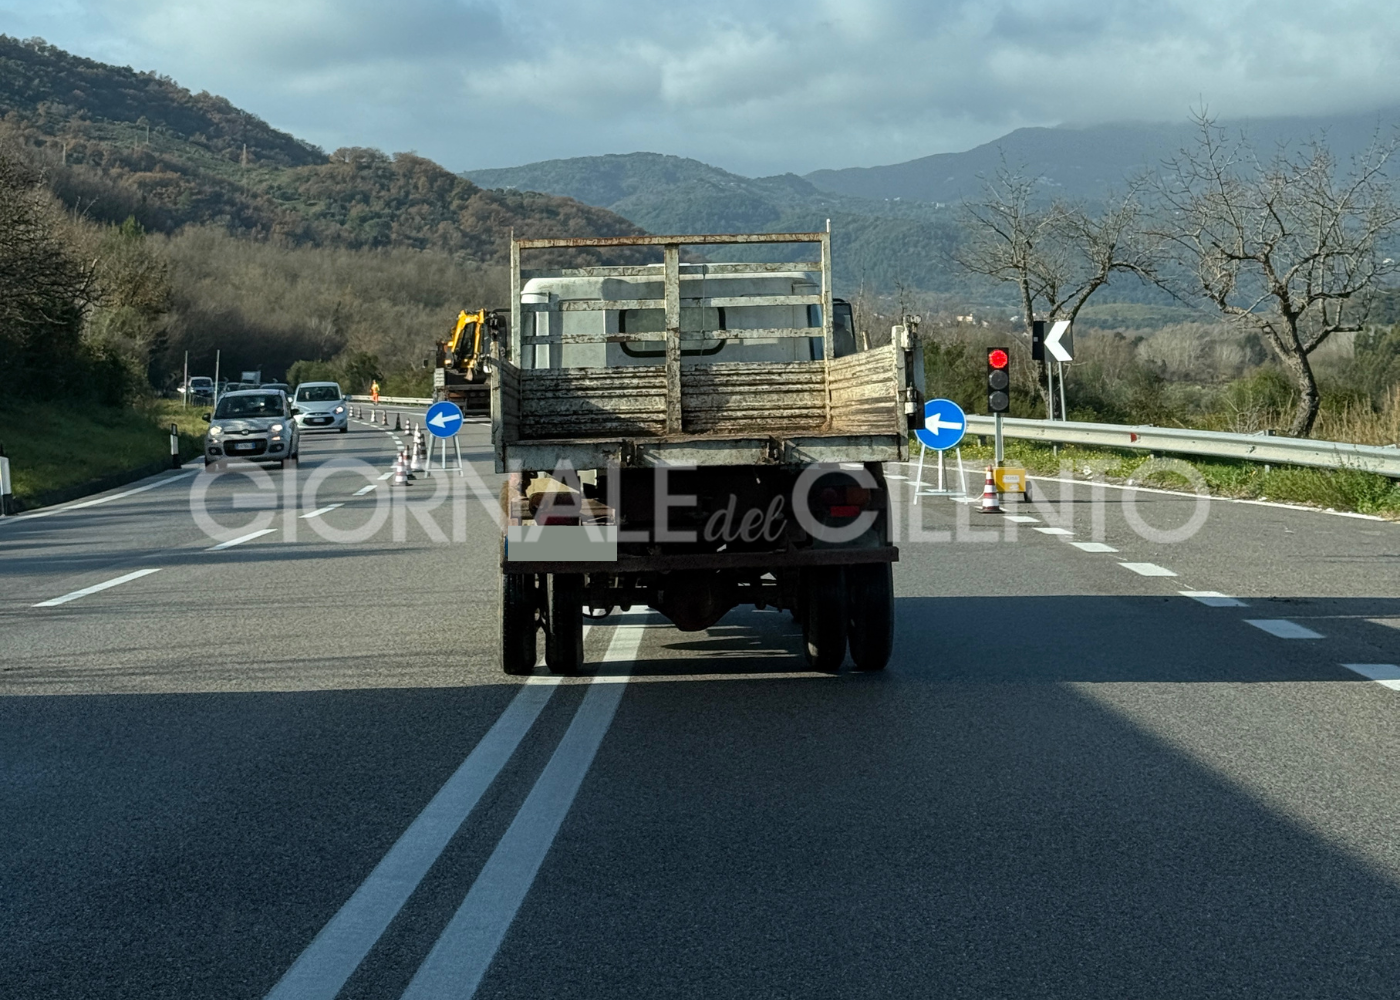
left=204, top=390, right=300, bottom=467
left=292, top=381, right=349, bottom=432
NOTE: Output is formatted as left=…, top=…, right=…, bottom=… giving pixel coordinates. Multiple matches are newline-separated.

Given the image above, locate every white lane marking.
left=378, top=472, right=393, bottom=481
left=1181, top=590, right=1247, bottom=607
left=1245, top=619, right=1324, bottom=639
left=951, top=496, right=978, bottom=504
left=207, top=528, right=276, bottom=551
left=353, top=485, right=377, bottom=496
left=1342, top=664, right=1400, bottom=690
left=264, top=677, right=563, bottom=1000
left=300, top=503, right=344, bottom=520
left=8, top=470, right=196, bottom=522
left=1028, top=475, right=1389, bottom=522
left=1069, top=541, right=1118, bottom=552
left=1004, top=514, right=1039, bottom=524
left=402, top=624, right=645, bottom=1000
left=32, top=568, right=162, bottom=607
left=1119, top=561, right=1177, bottom=577
left=1034, top=526, right=1074, bottom=536
left=883, top=474, right=908, bottom=480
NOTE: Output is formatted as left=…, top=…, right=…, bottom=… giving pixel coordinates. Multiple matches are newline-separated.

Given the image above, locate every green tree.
left=0, top=147, right=96, bottom=398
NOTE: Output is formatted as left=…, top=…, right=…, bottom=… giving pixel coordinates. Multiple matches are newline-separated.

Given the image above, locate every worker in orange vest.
left=371, top=379, right=380, bottom=404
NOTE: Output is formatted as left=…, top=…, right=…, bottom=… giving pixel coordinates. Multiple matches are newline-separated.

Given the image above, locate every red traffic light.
left=988, top=348, right=1009, bottom=369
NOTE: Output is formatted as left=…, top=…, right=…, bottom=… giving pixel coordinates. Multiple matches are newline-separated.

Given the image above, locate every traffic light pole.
left=994, top=411, right=1004, bottom=464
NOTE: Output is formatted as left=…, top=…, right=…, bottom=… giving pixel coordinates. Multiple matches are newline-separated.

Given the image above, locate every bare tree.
left=1156, top=115, right=1400, bottom=436
left=954, top=163, right=1160, bottom=410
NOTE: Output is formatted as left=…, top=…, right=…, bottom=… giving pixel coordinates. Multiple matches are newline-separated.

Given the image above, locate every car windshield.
left=296, top=385, right=341, bottom=402
left=215, top=394, right=285, bottom=418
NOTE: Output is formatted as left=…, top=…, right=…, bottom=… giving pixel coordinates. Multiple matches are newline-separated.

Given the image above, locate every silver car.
left=292, top=381, right=350, bottom=432
left=204, top=390, right=301, bottom=468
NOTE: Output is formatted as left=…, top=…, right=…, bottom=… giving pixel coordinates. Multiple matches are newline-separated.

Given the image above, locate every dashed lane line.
left=1245, top=619, right=1325, bottom=639
left=1181, top=591, right=1247, bottom=607
left=299, top=503, right=344, bottom=519
left=353, top=485, right=377, bottom=496
left=1069, top=541, right=1118, bottom=552
left=1119, top=562, right=1178, bottom=577
left=207, top=528, right=277, bottom=551
left=1342, top=664, right=1400, bottom=690
left=264, top=677, right=563, bottom=1000
left=1034, top=526, right=1074, bottom=536
left=32, top=568, right=162, bottom=607
left=402, top=623, right=645, bottom=1000
left=1003, top=514, right=1039, bottom=524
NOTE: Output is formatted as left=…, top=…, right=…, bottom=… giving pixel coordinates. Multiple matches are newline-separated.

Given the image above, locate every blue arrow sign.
left=915, top=398, right=966, bottom=451
left=424, top=400, right=465, bottom=438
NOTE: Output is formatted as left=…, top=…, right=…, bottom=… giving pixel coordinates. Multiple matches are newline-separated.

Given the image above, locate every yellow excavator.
left=433, top=308, right=506, bottom=411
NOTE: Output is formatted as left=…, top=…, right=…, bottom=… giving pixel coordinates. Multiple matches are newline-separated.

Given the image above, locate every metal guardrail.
left=964, top=415, right=1400, bottom=478
left=347, top=395, right=433, bottom=405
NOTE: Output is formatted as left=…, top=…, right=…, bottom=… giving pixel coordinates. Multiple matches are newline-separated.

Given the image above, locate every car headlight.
left=271, top=423, right=284, bottom=432
left=208, top=425, right=222, bottom=436
left=334, top=405, right=344, bottom=414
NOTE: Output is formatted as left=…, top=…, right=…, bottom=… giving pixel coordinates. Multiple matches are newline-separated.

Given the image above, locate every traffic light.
left=987, top=348, right=1010, bottom=413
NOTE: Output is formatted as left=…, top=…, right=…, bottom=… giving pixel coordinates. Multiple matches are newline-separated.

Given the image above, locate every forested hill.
left=0, top=36, right=645, bottom=262
left=462, top=152, right=967, bottom=293
left=0, top=35, right=323, bottom=168
left=465, top=153, right=842, bottom=234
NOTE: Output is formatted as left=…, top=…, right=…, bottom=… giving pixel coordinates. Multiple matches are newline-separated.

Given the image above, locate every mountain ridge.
left=0, top=35, right=647, bottom=265
left=804, top=109, right=1400, bottom=203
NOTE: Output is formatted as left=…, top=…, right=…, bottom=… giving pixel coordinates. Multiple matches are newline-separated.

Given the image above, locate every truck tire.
left=802, top=567, right=847, bottom=672
left=500, top=571, right=537, bottom=675
left=847, top=562, right=893, bottom=672
left=546, top=573, right=585, bottom=675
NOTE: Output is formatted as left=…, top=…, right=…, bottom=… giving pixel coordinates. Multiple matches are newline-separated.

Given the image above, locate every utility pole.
left=183, top=351, right=189, bottom=409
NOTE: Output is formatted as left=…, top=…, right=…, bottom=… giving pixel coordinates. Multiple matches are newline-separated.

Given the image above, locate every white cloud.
left=10, top=0, right=1400, bottom=175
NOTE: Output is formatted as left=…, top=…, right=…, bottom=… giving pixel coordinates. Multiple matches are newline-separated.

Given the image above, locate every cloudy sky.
left=5, top=0, right=1398, bottom=176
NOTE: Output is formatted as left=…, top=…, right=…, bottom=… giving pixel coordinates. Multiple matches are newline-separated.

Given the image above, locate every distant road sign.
left=1047, top=320, right=1074, bottom=362
left=915, top=398, right=967, bottom=451
left=425, top=400, right=464, bottom=438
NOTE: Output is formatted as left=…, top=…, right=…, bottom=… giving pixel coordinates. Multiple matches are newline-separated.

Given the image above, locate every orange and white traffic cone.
left=393, top=452, right=408, bottom=486
left=977, top=466, right=1002, bottom=514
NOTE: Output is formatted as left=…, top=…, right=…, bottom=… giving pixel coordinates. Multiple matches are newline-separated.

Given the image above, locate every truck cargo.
left=489, top=230, right=923, bottom=676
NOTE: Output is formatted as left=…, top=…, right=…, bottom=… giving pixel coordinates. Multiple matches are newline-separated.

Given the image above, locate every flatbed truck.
left=489, top=230, right=923, bottom=675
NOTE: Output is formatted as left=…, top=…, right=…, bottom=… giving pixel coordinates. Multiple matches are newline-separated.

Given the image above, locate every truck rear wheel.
left=500, top=571, right=537, bottom=675
left=847, top=562, right=893, bottom=672
left=801, top=568, right=847, bottom=672
left=546, top=573, right=585, bottom=675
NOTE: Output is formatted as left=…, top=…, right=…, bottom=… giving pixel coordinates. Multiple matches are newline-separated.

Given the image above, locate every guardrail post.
left=0, top=448, right=9, bottom=517
left=170, top=423, right=181, bottom=469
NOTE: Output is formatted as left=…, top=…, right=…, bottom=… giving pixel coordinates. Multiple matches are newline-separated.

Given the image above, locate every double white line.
left=266, top=623, right=645, bottom=1000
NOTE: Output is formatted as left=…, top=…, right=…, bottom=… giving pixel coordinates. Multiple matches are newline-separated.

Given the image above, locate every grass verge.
left=936, top=438, right=1400, bottom=519
left=0, top=399, right=209, bottom=510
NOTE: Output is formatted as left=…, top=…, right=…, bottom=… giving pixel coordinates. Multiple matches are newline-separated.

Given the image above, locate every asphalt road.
left=2, top=417, right=1399, bottom=999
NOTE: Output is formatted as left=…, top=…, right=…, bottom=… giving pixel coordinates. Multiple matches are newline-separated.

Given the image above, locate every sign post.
left=1046, top=320, right=1074, bottom=421
left=913, top=398, right=967, bottom=503
left=424, top=400, right=465, bottom=476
